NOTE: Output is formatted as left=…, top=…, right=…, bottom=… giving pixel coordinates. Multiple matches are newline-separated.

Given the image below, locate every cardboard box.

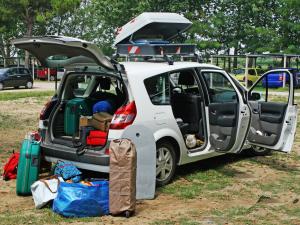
left=79, top=116, right=93, bottom=127
left=91, top=112, right=113, bottom=132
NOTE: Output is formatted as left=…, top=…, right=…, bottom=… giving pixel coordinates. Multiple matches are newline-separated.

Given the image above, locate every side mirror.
left=249, top=92, right=261, bottom=101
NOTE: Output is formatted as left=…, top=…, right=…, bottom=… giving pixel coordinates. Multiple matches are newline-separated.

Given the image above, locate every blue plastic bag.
left=54, top=161, right=81, bottom=183
left=52, top=180, right=109, bottom=217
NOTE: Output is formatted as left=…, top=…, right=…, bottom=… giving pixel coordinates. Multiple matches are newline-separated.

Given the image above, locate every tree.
left=0, top=0, right=80, bottom=67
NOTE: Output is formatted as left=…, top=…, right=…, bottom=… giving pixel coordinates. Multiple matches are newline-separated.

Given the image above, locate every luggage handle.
left=40, top=175, right=60, bottom=193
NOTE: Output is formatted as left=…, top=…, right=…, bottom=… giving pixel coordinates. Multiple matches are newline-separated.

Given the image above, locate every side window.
left=8, top=68, right=18, bottom=76
left=250, top=72, right=289, bottom=103
left=19, top=68, right=29, bottom=75
left=170, top=70, right=200, bottom=95
left=144, top=73, right=170, bottom=105
left=202, top=72, right=237, bottom=103
left=248, top=69, right=255, bottom=76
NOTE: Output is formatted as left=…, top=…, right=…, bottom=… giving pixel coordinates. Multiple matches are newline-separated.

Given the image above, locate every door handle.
left=211, top=110, right=217, bottom=115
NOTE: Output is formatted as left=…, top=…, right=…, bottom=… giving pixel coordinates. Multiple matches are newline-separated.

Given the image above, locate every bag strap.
left=76, top=144, right=87, bottom=156
left=40, top=175, right=60, bottom=193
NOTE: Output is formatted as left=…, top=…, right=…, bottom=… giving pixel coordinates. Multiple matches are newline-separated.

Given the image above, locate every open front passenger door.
left=200, top=69, right=251, bottom=153
left=247, top=69, right=298, bottom=153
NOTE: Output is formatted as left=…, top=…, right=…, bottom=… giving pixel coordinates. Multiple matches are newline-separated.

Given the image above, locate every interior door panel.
left=248, top=101, right=287, bottom=146
left=209, top=102, right=238, bottom=151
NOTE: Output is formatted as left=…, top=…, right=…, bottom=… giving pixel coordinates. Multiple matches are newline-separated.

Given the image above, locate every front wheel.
left=156, top=141, right=176, bottom=187
left=249, top=146, right=271, bottom=156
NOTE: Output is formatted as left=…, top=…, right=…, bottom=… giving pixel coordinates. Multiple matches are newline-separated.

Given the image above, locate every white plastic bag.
left=31, top=176, right=62, bottom=209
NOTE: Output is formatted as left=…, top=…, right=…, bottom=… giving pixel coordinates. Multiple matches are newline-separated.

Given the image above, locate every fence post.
left=283, top=55, right=287, bottom=88
left=245, top=55, right=249, bottom=88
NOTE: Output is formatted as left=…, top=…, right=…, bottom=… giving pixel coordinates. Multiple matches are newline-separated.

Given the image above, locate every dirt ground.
left=0, top=96, right=300, bottom=225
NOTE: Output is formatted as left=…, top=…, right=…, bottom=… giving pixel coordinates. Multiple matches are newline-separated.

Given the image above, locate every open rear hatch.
left=12, top=36, right=115, bottom=70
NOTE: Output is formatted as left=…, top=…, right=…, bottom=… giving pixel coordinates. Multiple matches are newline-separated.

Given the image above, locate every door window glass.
left=202, top=72, right=237, bottom=103
left=249, top=72, right=290, bottom=103
left=144, top=73, right=170, bottom=105
left=170, top=70, right=200, bottom=95
left=19, top=68, right=29, bottom=75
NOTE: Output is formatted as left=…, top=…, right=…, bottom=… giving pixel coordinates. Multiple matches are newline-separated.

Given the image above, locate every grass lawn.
left=0, top=93, right=299, bottom=225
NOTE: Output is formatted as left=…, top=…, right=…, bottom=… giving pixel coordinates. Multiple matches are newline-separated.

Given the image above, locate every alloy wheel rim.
left=27, top=82, right=33, bottom=88
left=156, top=147, right=173, bottom=182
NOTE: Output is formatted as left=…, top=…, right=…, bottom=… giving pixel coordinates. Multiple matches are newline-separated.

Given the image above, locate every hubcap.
left=156, top=147, right=173, bottom=182
left=27, top=82, right=33, bottom=89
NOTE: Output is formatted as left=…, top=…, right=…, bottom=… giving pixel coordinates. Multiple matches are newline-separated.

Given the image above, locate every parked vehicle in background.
left=0, top=67, right=33, bottom=90
left=232, top=68, right=264, bottom=86
left=37, top=68, right=57, bottom=81
left=56, top=68, right=65, bottom=80
left=262, top=68, right=300, bottom=88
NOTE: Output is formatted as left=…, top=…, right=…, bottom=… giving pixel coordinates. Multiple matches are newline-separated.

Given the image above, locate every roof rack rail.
left=115, top=43, right=202, bottom=63
left=116, top=43, right=196, bottom=57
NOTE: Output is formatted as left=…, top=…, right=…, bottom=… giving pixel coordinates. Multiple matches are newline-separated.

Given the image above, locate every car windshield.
left=0, top=68, right=9, bottom=75
left=232, top=69, right=245, bottom=74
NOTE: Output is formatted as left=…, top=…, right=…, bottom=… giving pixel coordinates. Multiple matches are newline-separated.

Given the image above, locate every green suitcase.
left=16, top=139, right=41, bottom=196
left=64, top=98, right=91, bottom=136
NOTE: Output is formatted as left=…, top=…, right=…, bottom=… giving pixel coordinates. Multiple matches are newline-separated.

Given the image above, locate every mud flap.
left=122, top=125, right=156, bottom=200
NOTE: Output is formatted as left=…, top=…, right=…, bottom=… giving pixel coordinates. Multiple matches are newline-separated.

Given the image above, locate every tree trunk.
left=24, top=8, right=34, bottom=68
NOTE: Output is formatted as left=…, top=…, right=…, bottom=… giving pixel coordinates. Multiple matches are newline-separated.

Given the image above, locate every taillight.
left=110, top=101, right=137, bottom=129
left=40, top=100, right=55, bottom=120
left=279, top=74, right=283, bottom=81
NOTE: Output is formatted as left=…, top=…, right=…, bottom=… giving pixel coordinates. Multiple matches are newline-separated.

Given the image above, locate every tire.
left=14, top=86, right=19, bottom=89
left=0, top=83, right=3, bottom=90
left=248, top=146, right=271, bottom=156
left=26, top=81, right=33, bottom=89
left=156, top=141, right=177, bottom=187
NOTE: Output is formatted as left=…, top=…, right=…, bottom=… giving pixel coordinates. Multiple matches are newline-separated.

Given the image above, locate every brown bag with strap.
left=109, top=139, right=137, bottom=217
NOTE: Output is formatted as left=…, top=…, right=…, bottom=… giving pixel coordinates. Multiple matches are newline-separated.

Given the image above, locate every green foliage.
left=0, top=0, right=299, bottom=58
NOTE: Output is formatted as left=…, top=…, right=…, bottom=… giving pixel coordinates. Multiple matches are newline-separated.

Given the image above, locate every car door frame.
left=198, top=69, right=251, bottom=153
left=247, top=69, right=297, bottom=153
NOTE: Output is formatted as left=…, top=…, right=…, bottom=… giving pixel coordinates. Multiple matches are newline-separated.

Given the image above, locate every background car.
left=262, top=68, right=300, bottom=88
left=232, top=67, right=264, bottom=86
left=0, top=67, right=33, bottom=90
left=37, top=67, right=57, bottom=81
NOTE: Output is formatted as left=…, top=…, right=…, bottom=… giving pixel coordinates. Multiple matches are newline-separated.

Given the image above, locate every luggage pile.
left=10, top=131, right=137, bottom=218
left=64, top=97, right=114, bottom=148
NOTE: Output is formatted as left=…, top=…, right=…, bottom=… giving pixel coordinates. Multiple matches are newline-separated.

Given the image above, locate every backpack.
left=2, top=151, right=20, bottom=180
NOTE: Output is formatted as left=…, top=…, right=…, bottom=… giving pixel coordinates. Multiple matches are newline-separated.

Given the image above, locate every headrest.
left=99, top=77, right=111, bottom=90
left=178, top=71, right=195, bottom=85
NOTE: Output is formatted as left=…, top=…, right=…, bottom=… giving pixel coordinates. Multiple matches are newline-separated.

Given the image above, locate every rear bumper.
left=41, top=142, right=110, bottom=172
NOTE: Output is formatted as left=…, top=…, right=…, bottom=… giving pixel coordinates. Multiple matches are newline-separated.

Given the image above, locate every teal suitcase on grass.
left=64, top=98, right=91, bottom=136
left=16, top=139, right=41, bottom=196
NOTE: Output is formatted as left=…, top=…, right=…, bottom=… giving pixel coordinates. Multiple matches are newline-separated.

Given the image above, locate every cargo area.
left=50, top=72, right=128, bottom=149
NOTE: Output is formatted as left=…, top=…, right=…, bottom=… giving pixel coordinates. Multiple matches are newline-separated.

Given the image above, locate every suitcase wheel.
left=125, top=211, right=131, bottom=218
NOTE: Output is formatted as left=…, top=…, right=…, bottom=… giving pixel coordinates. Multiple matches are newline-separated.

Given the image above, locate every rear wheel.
left=14, top=86, right=19, bottom=89
left=26, top=81, right=33, bottom=89
left=156, top=141, right=176, bottom=187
